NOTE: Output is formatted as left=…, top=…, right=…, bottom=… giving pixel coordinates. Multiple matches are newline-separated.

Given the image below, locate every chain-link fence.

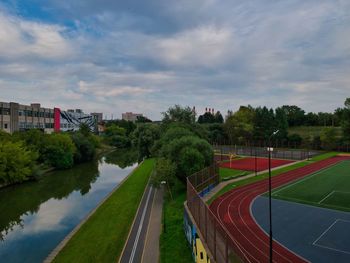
left=213, top=145, right=320, bottom=161
left=187, top=164, right=249, bottom=263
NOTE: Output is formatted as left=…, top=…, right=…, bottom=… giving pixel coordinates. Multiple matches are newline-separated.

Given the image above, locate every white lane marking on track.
left=219, top=177, right=298, bottom=261
left=129, top=187, right=153, bottom=263
left=217, top=181, right=292, bottom=262
left=215, top=159, right=343, bottom=263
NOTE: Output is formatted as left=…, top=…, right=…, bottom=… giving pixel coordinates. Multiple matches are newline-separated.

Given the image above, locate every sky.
left=0, top=0, right=349, bottom=120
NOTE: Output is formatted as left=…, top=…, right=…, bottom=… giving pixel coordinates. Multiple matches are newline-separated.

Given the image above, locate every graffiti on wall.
left=184, top=209, right=211, bottom=263
left=60, top=111, right=96, bottom=132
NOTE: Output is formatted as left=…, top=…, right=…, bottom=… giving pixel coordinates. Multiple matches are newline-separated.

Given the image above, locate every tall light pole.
left=268, top=129, right=279, bottom=263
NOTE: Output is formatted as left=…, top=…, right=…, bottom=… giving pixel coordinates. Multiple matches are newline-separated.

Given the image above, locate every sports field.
left=272, top=160, right=350, bottom=212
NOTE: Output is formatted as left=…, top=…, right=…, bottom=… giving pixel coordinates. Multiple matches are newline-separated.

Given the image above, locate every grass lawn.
left=53, top=159, right=155, bottom=263
left=208, top=152, right=340, bottom=204
left=160, top=180, right=193, bottom=263
left=219, top=167, right=249, bottom=180
left=271, top=160, right=350, bottom=212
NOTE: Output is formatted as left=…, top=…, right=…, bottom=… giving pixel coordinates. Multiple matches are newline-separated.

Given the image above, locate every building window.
left=4, top=123, right=8, bottom=129
left=200, top=252, right=203, bottom=260
left=0, top=108, right=10, bottom=115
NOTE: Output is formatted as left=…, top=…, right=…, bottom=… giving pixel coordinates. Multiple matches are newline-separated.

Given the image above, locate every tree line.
left=0, top=124, right=101, bottom=186
left=196, top=98, right=350, bottom=150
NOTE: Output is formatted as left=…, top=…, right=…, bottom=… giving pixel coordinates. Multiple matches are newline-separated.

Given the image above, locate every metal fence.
left=213, top=145, right=320, bottom=161
left=186, top=164, right=248, bottom=263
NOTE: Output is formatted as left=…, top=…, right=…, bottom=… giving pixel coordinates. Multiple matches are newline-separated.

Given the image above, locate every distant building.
left=1, top=101, right=102, bottom=134
left=91, top=112, right=103, bottom=123
left=0, top=101, right=54, bottom=133
left=55, top=109, right=97, bottom=132
left=122, top=112, right=143, bottom=122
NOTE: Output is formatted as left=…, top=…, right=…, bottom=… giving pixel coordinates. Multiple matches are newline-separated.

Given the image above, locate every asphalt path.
left=119, top=184, right=156, bottom=263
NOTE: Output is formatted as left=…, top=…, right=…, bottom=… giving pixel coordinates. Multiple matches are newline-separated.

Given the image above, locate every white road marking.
left=129, top=187, right=153, bottom=263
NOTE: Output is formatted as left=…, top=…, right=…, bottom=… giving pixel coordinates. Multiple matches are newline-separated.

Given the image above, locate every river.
left=0, top=150, right=137, bottom=263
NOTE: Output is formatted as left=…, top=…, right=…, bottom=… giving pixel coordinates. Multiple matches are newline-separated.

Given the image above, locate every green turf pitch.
left=271, top=160, right=350, bottom=212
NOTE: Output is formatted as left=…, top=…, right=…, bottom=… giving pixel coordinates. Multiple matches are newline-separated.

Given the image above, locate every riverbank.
left=51, top=158, right=155, bottom=263
left=0, top=144, right=118, bottom=190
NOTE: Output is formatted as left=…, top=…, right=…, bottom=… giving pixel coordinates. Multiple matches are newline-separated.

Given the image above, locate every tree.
left=281, top=105, right=305, bottom=126
left=198, top=112, right=215, bottom=123
left=214, top=111, right=224, bottom=123
left=136, top=116, right=152, bottom=123
left=152, top=126, right=195, bottom=155
left=253, top=107, right=275, bottom=140
left=71, top=133, right=96, bottom=163
left=159, top=135, right=213, bottom=181
left=43, top=133, right=76, bottom=169
left=341, top=98, right=350, bottom=142
left=288, top=133, right=302, bottom=147
left=224, top=106, right=255, bottom=144
left=150, top=158, right=176, bottom=189
left=320, top=127, right=337, bottom=150
left=162, top=105, right=195, bottom=124
left=104, top=124, right=130, bottom=148
left=274, top=107, right=288, bottom=140
left=79, top=123, right=92, bottom=137
left=132, top=124, right=161, bottom=161
left=0, top=141, right=37, bottom=184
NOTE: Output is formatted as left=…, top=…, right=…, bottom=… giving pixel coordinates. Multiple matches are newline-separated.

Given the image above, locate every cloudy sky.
left=0, top=0, right=349, bottom=119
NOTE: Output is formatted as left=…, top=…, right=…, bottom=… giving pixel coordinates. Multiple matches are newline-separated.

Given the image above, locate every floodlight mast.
left=268, top=129, right=279, bottom=263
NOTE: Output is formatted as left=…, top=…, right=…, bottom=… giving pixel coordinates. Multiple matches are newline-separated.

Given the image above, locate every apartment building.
left=0, top=102, right=54, bottom=133
left=122, top=112, right=143, bottom=122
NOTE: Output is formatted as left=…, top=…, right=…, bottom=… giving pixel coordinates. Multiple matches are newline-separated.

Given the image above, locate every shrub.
left=43, top=133, right=76, bottom=169
left=0, top=141, right=37, bottom=184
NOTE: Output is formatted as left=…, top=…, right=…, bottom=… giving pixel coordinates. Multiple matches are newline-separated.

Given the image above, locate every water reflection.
left=0, top=150, right=137, bottom=263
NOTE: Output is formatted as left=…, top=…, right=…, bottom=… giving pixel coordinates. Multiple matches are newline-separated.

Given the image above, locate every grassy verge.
left=160, top=179, right=193, bottom=263
left=220, top=167, right=249, bottom=180
left=208, top=152, right=340, bottom=204
left=53, top=158, right=155, bottom=263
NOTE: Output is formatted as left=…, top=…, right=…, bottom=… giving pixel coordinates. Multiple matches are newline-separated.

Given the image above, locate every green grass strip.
left=220, top=167, right=249, bottom=180
left=208, top=152, right=340, bottom=204
left=53, top=158, right=155, bottom=263
left=160, top=180, right=193, bottom=263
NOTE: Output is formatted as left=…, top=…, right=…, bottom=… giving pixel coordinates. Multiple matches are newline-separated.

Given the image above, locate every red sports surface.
left=210, top=156, right=349, bottom=263
left=220, top=157, right=294, bottom=171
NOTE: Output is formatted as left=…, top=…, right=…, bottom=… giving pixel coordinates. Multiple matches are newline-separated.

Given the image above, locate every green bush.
left=71, top=133, right=96, bottom=163
left=0, top=141, right=37, bottom=184
left=43, top=133, right=76, bottom=169
left=160, top=135, right=213, bottom=181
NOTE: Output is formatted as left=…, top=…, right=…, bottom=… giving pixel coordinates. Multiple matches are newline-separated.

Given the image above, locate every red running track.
left=210, top=156, right=350, bottom=263
left=220, top=157, right=294, bottom=172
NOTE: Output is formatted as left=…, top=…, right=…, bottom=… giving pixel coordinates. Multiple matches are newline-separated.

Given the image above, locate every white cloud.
left=0, top=11, right=73, bottom=61
left=1, top=1, right=350, bottom=119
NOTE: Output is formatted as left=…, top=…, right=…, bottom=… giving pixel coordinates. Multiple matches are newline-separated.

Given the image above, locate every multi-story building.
left=0, top=101, right=103, bottom=134
left=55, top=108, right=98, bottom=132
left=122, top=112, right=143, bottom=122
left=0, top=102, right=54, bottom=133
left=91, top=112, right=103, bottom=123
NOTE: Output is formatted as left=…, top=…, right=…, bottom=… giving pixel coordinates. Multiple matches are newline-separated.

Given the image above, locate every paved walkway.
left=119, top=185, right=155, bottom=263
left=119, top=185, right=164, bottom=263
left=142, top=187, right=164, bottom=263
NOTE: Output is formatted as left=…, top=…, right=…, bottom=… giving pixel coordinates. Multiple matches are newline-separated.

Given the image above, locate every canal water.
left=0, top=151, right=137, bottom=263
